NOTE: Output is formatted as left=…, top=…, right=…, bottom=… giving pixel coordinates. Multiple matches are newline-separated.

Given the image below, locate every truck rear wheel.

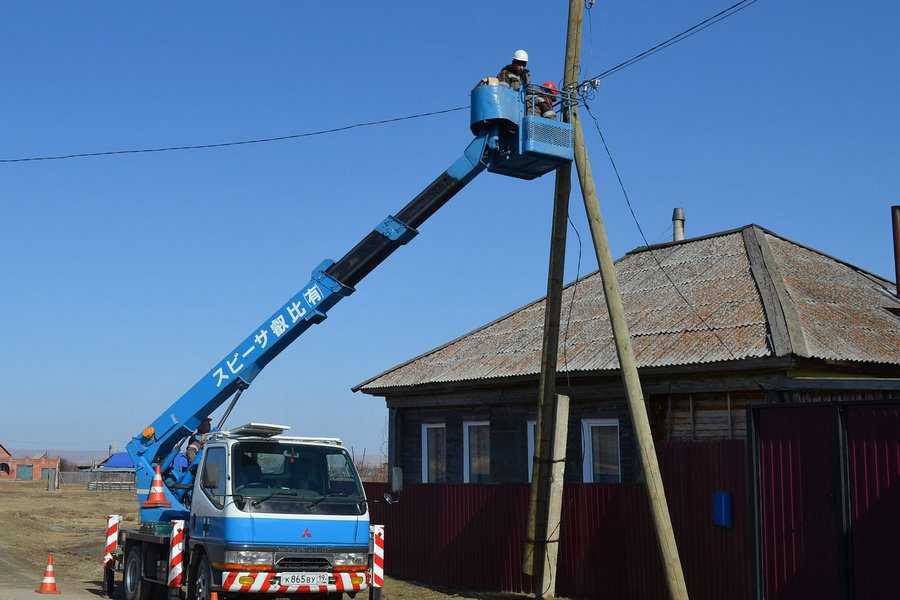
left=103, top=564, right=115, bottom=597
left=124, top=544, right=154, bottom=600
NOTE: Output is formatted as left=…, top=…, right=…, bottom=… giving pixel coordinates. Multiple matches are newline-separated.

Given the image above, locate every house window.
left=421, top=423, right=446, bottom=483
left=0, top=463, right=9, bottom=475
left=463, top=421, right=490, bottom=483
left=526, top=420, right=537, bottom=482
left=581, top=419, right=621, bottom=483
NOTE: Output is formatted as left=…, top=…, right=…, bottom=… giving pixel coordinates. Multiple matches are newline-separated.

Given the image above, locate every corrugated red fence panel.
left=556, top=483, right=666, bottom=599
left=847, top=405, right=900, bottom=600
left=660, top=441, right=753, bottom=600
left=756, top=407, right=842, bottom=600
left=364, top=440, right=750, bottom=599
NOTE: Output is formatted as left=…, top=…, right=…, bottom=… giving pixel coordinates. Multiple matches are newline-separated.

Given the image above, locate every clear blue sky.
left=1, top=2, right=897, bottom=456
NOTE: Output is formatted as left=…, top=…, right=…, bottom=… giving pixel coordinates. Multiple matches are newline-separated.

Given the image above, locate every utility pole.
left=570, top=103, right=691, bottom=599
left=523, top=1, right=582, bottom=597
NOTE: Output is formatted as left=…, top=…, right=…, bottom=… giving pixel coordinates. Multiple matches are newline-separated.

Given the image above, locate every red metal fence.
left=846, top=405, right=900, bottom=600
left=364, top=440, right=750, bottom=599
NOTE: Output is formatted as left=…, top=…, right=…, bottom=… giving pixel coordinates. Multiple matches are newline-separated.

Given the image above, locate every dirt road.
left=0, top=482, right=522, bottom=600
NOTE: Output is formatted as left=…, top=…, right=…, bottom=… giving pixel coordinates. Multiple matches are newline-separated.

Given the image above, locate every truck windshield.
left=231, top=442, right=365, bottom=516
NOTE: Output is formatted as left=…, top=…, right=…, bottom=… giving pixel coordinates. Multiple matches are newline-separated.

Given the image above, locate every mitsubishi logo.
left=302, top=528, right=312, bottom=538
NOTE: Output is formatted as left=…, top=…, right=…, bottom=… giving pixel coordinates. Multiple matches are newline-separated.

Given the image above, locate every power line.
left=0, top=106, right=468, bottom=164
left=0, top=0, right=758, bottom=165
left=578, top=0, right=758, bottom=87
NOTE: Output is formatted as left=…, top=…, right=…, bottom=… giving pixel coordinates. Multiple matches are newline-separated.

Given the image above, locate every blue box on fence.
left=713, top=490, right=733, bottom=528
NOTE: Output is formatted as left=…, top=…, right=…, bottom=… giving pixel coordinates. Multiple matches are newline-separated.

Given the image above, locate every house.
left=96, top=451, right=135, bottom=471
left=0, top=444, right=61, bottom=481
left=354, top=224, right=900, bottom=489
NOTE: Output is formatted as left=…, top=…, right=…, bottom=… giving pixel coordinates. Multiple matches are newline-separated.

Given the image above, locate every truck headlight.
left=224, top=550, right=274, bottom=566
left=332, top=552, right=368, bottom=571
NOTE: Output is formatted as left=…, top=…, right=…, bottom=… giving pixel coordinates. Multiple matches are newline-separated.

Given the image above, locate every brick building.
left=0, top=443, right=60, bottom=481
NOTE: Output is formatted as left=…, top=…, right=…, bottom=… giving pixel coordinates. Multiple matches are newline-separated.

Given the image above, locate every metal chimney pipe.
left=672, top=207, right=685, bottom=242
left=892, top=205, right=900, bottom=297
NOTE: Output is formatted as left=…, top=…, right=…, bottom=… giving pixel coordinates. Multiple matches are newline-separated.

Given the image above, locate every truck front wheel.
left=188, top=554, right=214, bottom=600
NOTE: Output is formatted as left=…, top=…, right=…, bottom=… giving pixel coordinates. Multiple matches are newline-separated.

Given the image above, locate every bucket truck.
left=107, top=82, right=574, bottom=600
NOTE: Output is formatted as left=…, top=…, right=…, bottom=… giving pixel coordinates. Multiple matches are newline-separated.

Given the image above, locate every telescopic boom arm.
left=127, top=81, right=575, bottom=520
left=127, top=134, right=492, bottom=518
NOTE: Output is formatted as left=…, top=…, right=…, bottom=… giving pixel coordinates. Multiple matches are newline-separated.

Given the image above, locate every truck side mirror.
left=202, top=463, right=220, bottom=490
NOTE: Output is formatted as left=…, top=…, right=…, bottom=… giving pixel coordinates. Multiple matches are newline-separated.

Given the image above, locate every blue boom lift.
left=111, top=82, right=573, bottom=600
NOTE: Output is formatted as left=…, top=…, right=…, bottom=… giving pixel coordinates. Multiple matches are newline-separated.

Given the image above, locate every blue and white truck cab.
left=106, top=72, right=573, bottom=600
left=118, top=424, right=373, bottom=600
left=189, top=424, right=370, bottom=596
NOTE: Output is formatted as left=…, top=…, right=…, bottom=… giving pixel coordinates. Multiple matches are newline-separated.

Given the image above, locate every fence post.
left=369, top=524, right=385, bottom=599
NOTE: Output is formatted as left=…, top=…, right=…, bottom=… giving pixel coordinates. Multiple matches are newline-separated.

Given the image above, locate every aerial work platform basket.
left=470, top=82, right=574, bottom=180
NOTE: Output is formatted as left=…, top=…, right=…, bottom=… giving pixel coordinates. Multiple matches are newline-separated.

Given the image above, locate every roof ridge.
left=625, top=224, right=756, bottom=255
left=743, top=226, right=809, bottom=357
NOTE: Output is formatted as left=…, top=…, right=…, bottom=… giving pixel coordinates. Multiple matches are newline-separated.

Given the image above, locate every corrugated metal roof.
left=764, top=232, right=900, bottom=365
left=356, top=226, right=900, bottom=394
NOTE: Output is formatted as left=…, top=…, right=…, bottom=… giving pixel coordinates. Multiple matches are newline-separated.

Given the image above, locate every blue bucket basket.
left=470, top=82, right=574, bottom=180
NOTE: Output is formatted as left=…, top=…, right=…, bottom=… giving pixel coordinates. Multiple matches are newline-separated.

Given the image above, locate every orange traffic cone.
left=35, top=553, right=61, bottom=595
left=142, top=465, right=171, bottom=508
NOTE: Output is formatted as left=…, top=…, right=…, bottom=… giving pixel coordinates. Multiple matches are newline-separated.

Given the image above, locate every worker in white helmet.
left=497, top=49, right=531, bottom=91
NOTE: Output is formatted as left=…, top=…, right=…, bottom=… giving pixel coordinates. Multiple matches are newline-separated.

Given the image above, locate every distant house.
left=354, top=224, right=900, bottom=488
left=96, top=452, right=135, bottom=471
left=0, top=444, right=61, bottom=482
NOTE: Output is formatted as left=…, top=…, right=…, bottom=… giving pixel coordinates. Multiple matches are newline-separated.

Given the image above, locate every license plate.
left=278, top=572, right=331, bottom=586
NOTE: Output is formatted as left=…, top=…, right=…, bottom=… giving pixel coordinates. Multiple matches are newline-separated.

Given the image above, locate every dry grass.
left=0, top=480, right=137, bottom=585
left=0, top=481, right=523, bottom=599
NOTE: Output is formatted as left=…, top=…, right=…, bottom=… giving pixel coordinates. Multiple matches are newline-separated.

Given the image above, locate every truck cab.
left=122, top=423, right=371, bottom=599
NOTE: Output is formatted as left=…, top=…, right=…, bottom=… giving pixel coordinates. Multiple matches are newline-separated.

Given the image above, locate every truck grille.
left=275, top=556, right=332, bottom=571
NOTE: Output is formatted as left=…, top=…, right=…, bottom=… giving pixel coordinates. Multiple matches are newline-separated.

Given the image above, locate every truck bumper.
left=220, top=571, right=369, bottom=594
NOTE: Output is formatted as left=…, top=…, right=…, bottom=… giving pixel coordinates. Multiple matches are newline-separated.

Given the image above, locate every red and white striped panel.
left=167, top=520, right=186, bottom=588
left=102, top=514, right=121, bottom=567
left=221, top=571, right=368, bottom=594
left=371, top=524, right=385, bottom=588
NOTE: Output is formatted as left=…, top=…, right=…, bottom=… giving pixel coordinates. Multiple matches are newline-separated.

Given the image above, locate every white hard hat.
left=513, top=49, right=529, bottom=63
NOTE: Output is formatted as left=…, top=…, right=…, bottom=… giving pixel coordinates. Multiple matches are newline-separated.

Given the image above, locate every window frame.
left=526, top=420, right=537, bottom=482
left=200, top=445, right=228, bottom=509
left=420, top=423, right=447, bottom=483
left=581, top=418, right=622, bottom=483
left=462, top=420, right=490, bottom=483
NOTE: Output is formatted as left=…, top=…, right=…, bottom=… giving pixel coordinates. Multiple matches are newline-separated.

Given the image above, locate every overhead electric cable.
left=1, top=0, right=758, bottom=165
left=578, top=0, right=758, bottom=87
left=0, top=106, right=468, bottom=164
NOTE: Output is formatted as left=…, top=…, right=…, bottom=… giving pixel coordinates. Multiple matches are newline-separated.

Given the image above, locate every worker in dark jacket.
left=185, top=417, right=212, bottom=464
left=497, top=49, right=531, bottom=91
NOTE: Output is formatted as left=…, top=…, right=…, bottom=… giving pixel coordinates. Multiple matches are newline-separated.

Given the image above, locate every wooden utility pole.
left=523, top=1, right=582, bottom=597
left=570, top=113, right=690, bottom=598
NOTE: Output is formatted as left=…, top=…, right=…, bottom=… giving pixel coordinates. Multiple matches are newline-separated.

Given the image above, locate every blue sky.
left=1, top=2, right=897, bottom=456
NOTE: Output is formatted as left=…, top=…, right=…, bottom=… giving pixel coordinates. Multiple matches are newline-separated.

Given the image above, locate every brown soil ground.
left=0, top=481, right=524, bottom=599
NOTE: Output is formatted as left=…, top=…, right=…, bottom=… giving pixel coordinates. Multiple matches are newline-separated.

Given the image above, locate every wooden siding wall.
left=651, top=391, right=763, bottom=441
left=396, top=399, right=637, bottom=486
left=777, top=389, right=899, bottom=404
